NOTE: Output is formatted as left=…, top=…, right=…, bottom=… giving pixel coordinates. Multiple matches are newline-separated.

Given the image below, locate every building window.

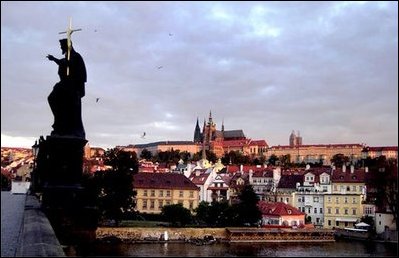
left=344, top=209, right=348, bottom=215
left=328, top=208, right=331, bottom=214
left=320, top=208, right=323, bottom=214
left=328, top=220, right=331, bottom=226
left=313, top=197, right=319, bottom=202
left=166, top=190, right=171, bottom=197
left=151, top=190, right=155, bottom=197
left=189, top=201, right=194, bottom=209
left=352, top=209, right=356, bottom=215
left=336, top=221, right=339, bottom=227
left=143, top=190, right=147, bottom=197
left=298, top=198, right=302, bottom=203
left=142, top=200, right=147, bottom=209
left=335, top=197, right=339, bottom=204
left=352, top=197, right=356, bottom=204
left=190, top=191, right=194, bottom=198
left=335, top=208, right=339, bottom=214
left=365, top=206, right=373, bottom=215
left=158, top=200, right=163, bottom=209
left=159, top=190, right=163, bottom=197
left=327, top=197, right=331, bottom=203
left=179, top=191, right=184, bottom=198
left=150, top=200, right=155, bottom=209
left=314, top=208, right=317, bottom=214
left=344, top=197, right=348, bottom=204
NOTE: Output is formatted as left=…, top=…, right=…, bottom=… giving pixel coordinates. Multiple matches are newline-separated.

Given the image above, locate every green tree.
left=279, top=154, right=291, bottom=167
left=155, top=149, right=181, bottom=164
left=268, top=154, right=279, bottom=166
left=236, top=184, right=261, bottom=226
left=1, top=173, right=11, bottom=191
left=179, top=151, right=191, bottom=163
left=94, top=148, right=138, bottom=225
left=331, top=153, right=350, bottom=167
left=221, top=150, right=250, bottom=165
left=161, top=203, right=192, bottom=227
left=192, top=150, right=217, bottom=163
left=140, top=148, right=152, bottom=160
left=194, top=201, right=211, bottom=225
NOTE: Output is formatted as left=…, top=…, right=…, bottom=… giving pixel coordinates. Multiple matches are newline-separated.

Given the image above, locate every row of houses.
left=130, top=159, right=396, bottom=234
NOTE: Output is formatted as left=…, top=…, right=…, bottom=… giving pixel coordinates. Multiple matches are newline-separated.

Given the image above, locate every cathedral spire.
left=194, top=117, right=202, bottom=143
left=208, top=110, right=213, bottom=125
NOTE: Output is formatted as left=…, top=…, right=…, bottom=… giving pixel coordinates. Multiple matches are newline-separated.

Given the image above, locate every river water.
left=71, top=239, right=397, bottom=257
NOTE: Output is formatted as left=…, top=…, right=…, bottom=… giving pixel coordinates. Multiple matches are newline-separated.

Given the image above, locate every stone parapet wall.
left=96, top=227, right=227, bottom=242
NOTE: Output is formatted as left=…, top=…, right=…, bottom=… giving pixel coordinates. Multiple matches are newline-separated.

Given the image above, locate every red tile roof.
left=277, top=174, right=303, bottom=188
left=366, top=146, right=398, bottom=151
left=270, top=143, right=363, bottom=149
left=331, top=168, right=365, bottom=183
left=189, top=171, right=211, bottom=185
left=258, top=201, right=305, bottom=216
left=133, top=173, right=199, bottom=190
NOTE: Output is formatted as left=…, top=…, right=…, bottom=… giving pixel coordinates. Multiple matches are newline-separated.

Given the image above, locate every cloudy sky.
left=1, top=1, right=398, bottom=149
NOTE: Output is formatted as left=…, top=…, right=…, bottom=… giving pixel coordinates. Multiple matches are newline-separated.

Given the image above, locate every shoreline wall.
left=96, top=227, right=227, bottom=241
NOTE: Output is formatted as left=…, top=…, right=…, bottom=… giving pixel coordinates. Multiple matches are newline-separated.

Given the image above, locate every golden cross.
left=59, top=17, right=82, bottom=76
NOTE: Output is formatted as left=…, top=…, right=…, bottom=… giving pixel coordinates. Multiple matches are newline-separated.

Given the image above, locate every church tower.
left=289, top=130, right=297, bottom=147
left=193, top=117, right=202, bottom=143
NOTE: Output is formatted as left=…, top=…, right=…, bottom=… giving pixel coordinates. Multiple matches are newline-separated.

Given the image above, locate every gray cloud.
left=1, top=1, right=398, bottom=149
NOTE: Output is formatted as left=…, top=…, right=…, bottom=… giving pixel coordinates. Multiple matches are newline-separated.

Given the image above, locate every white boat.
left=335, top=227, right=371, bottom=240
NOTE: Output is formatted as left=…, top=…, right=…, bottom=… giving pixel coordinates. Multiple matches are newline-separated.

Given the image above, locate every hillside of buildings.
left=1, top=130, right=397, bottom=243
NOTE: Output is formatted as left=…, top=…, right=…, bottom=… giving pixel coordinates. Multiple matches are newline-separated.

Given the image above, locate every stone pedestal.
left=36, top=135, right=98, bottom=245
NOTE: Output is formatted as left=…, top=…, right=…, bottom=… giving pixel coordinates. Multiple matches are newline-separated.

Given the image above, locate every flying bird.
left=157, top=66, right=163, bottom=69
left=96, top=98, right=100, bottom=103
left=169, top=33, right=173, bottom=36
left=141, top=132, right=146, bottom=139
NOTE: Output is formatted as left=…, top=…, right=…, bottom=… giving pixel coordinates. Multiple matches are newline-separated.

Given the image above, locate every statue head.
left=59, top=38, right=71, bottom=55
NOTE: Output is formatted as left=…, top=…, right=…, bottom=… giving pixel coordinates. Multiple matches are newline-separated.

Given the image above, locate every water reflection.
left=73, top=240, right=398, bottom=257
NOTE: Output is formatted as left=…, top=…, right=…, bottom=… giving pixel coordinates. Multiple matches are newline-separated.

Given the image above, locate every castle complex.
left=118, top=112, right=397, bottom=164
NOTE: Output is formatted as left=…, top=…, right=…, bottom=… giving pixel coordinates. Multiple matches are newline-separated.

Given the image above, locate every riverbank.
left=96, top=227, right=227, bottom=243
left=96, top=227, right=336, bottom=243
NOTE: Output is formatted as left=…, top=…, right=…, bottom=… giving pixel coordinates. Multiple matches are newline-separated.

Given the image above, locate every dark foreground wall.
left=16, top=195, right=65, bottom=257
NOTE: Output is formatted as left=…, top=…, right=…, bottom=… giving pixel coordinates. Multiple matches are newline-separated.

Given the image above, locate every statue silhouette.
left=47, top=38, right=86, bottom=138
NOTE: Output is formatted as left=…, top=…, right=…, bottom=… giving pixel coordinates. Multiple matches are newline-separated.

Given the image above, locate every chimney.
left=350, top=165, right=354, bottom=173
left=342, top=165, right=346, bottom=173
left=249, top=169, right=253, bottom=184
left=240, top=164, right=243, bottom=172
left=365, top=167, right=368, bottom=173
